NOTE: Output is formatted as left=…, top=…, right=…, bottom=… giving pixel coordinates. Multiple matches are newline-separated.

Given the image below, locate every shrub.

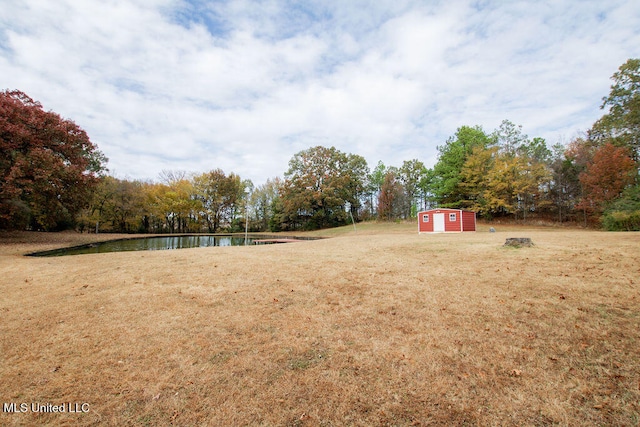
left=602, top=210, right=640, bottom=231
left=602, top=184, right=640, bottom=230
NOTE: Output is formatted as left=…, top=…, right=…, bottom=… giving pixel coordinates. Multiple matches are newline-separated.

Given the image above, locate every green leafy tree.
left=493, top=119, right=528, bottom=156
left=78, top=175, right=117, bottom=233
left=419, top=168, right=436, bottom=210
left=522, top=137, right=552, bottom=163
left=602, top=184, right=640, bottom=230
left=343, top=153, right=369, bottom=221
left=365, top=160, right=387, bottom=217
left=590, top=58, right=640, bottom=160
left=281, top=146, right=368, bottom=230
left=0, top=90, right=107, bottom=230
left=249, top=177, right=282, bottom=231
left=516, top=137, right=553, bottom=219
left=193, top=169, right=243, bottom=232
left=432, top=125, right=493, bottom=207
left=229, top=179, right=253, bottom=232
left=91, top=177, right=147, bottom=233
left=547, top=143, right=582, bottom=222
left=398, top=159, right=428, bottom=217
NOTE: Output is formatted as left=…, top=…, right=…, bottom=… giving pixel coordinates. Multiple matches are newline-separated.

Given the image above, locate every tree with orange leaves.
left=576, top=142, right=636, bottom=219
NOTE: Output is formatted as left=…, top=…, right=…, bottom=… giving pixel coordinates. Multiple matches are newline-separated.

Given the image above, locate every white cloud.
left=1, top=0, right=640, bottom=184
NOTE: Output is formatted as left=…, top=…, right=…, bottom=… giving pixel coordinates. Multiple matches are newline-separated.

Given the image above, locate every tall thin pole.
left=244, top=201, right=249, bottom=245
left=346, top=201, right=356, bottom=232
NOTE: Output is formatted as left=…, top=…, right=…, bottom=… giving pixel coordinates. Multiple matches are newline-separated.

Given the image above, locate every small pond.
left=27, top=234, right=316, bottom=257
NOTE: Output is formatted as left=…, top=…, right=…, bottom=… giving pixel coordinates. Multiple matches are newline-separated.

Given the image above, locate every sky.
left=2, top=0, right=640, bottom=185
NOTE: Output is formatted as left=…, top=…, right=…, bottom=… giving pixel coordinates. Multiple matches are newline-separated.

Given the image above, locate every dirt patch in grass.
left=1, top=225, right=639, bottom=425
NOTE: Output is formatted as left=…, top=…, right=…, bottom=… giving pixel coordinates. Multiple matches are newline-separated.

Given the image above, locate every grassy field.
left=0, top=223, right=639, bottom=426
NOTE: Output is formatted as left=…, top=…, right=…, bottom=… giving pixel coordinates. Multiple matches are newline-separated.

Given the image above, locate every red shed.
left=418, top=209, right=476, bottom=233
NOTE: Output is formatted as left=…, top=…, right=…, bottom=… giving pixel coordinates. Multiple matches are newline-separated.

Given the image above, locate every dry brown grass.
left=1, top=224, right=639, bottom=426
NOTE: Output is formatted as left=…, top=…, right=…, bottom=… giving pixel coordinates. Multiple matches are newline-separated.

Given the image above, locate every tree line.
left=2, top=59, right=639, bottom=232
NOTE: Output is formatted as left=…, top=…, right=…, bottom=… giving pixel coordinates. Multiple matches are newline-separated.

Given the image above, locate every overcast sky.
left=2, top=0, right=639, bottom=184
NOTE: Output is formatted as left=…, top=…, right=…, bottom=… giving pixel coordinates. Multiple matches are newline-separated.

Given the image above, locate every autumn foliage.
left=0, top=90, right=106, bottom=230
left=280, top=146, right=368, bottom=230
left=3, top=59, right=640, bottom=232
left=576, top=142, right=636, bottom=216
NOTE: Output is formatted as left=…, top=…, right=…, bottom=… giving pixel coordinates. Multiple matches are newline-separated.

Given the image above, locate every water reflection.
left=29, top=235, right=257, bottom=257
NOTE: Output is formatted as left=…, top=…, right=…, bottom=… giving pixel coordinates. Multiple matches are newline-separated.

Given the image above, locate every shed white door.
left=433, top=213, right=445, bottom=232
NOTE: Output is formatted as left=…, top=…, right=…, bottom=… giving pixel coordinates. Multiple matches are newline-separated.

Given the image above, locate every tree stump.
left=504, top=237, right=533, bottom=248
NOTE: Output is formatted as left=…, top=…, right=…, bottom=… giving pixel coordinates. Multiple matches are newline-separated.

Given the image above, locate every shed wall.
left=446, top=211, right=462, bottom=232
left=462, top=211, right=476, bottom=231
left=419, top=212, right=434, bottom=232
left=418, top=209, right=476, bottom=233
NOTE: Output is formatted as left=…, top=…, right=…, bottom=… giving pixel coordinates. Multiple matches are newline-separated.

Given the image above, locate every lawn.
left=0, top=224, right=639, bottom=426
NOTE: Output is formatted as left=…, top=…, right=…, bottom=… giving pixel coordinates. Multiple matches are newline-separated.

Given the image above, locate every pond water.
left=27, top=234, right=311, bottom=257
